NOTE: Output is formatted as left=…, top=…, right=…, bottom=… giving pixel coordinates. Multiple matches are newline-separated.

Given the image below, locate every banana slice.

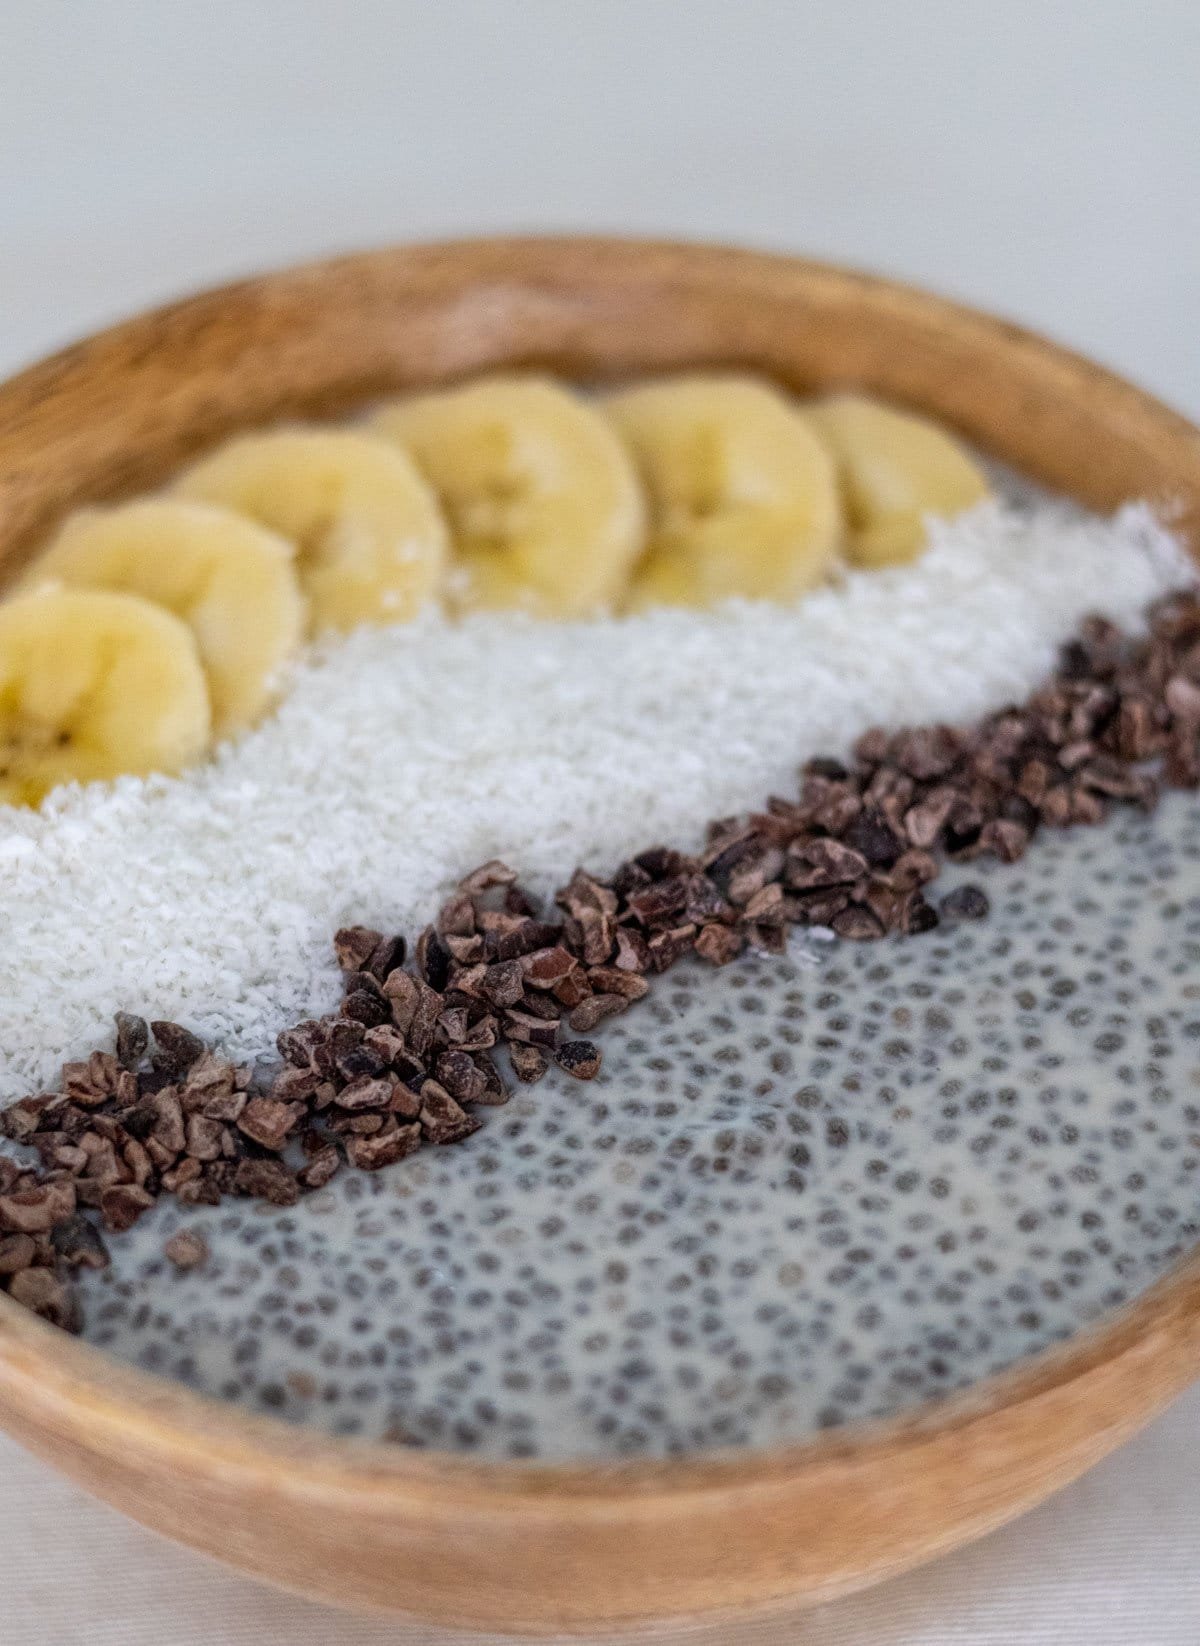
left=605, top=374, right=842, bottom=611
left=372, top=376, right=645, bottom=617
left=0, top=588, right=211, bottom=806
left=174, top=429, right=448, bottom=632
left=806, top=394, right=990, bottom=567
left=24, top=499, right=305, bottom=739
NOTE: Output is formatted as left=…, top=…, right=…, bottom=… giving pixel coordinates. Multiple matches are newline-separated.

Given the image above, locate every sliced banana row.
left=369, top=374, right=988, bottom=613
left=1, top=427, right=452, bottom=804
left=0, top=375, right=988, bottom=805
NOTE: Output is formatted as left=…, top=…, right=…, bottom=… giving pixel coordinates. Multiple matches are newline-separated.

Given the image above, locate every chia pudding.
left=62, top=784, right=1200, bottom=1458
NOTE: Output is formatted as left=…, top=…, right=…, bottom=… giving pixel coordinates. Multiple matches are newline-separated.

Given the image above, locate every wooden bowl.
left=1, top=238, right=1199, bottom=1634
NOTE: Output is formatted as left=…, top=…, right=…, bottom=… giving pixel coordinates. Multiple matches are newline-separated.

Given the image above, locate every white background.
left=2, top=3, right=1199, bottom=1641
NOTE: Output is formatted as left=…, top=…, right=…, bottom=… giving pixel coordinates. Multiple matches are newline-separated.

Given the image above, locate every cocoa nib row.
left=3, top=589, right=1200, bottom=1336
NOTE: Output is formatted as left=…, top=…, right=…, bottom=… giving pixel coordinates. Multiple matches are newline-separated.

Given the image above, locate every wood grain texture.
left=0, top=238, right=1198, bottom=1632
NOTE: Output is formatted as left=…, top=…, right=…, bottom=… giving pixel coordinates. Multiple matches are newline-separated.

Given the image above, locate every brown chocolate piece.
left=0, top=1180, right=76, bottom=1235
left=8, top=1267, right=81, bottom=1333
left=502, top=1009, right=560, bottom=1048
left=555, top=1040, right=602, bottom=1080
left=647, top=924, right=697, bottom=972
left=114, top=1012, right=149, bottom=1069
left=586, top=966, right=650, bottom=1001
left=99, top=1183, right=155, bottom=1233
left=334, top=1076, right=395, bottom=1113
left=435, top=1050, right=488, bottom=1105
left=236, top=1096, right=303, bottom=1149
left=50, top=1214, right=110, bottom=1271
left=418, top=1082, right=482, bottom=1144
left=694, top=922, right=745, bottom=965
left=509, top=1043, right=549, bottom=1084
left=231, top=1158, right=300, bottom=1207
left=333, top=925, right=384, bottom=973
left=613, top=928, right=652, bottom=972
left=480, top=959, right=525, bottom=1008
left=150, top=1021, right=205, bottom=1074
left=346, top=1123, right=422, bottom=1171
left=568, top=993, right=629, bottom=1033
left=297, top=1145, right=342, bottom=1190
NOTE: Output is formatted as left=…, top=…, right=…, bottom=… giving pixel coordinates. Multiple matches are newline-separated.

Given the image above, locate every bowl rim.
left=1, top=234, right=1200, bottom=1591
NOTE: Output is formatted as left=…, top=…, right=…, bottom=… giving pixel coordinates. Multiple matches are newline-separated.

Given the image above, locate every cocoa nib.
left=457, top=858, right=518, bottom=896
left=236, top=1095, right=303, bottom=1149
left=556, top=1040, right=602, bottom=1080
left=408, top=981, right=445, bottom=1057
left=297, top=1144, right=341, bottom=1190
left=277, top=1021, right=323, bottom=1070
left=0, top=1234, right=38, bottom=1276
left=415, top=925, right=452, bottom=990
left=586, top=966, right=650, bottom=1001
left=340, top=987, right=391, bottom=1028
left=382, top=967, right=420, bottom=1030
left=345, top=1124, right=421, bottom=1171
left=978, top=819, right=1029, bottom=863
left=480, top=959, right=525, bottom=1008
left=786, top=837, right=868, bottom=888
left=8, top=1267, right=81, bottom=1333
left=509, top=1043, right=549, bottom=1084
left=843, top=808, right=903, bottom=868
left=428, top=1049, right=478, bottom=1102
left=232, top=1158, right=299, bottom=1207
left=613, top=928, right=652, bottom=972
left=551, top=966, right=591, bottom=1008
left=418, top=1082, right=482, bottom=1144
left=114, top=1012, right=149, bottom=1069
left=520, top=945, right=577, bottom=989
left=694, top=922, right=745, bottom=965
left=625, top=875, right=690, bottom=926
left=647, top=924, right=698, bottom=972
left=333, top=925, right=384, bottom=973
left=50, top=1214, right=110, bottom=1271
left=502, top=1009, right=560, bottom=1049
left=487, top=916, right=561, bottom=961
left=831, top=904, right=885, bottom=942
left=149, top=1021, right=205, bottom=1074
left=568, top=993, right=629, bottom=1033
left=99, top=1183, right=155, bottom=1234
left=0, top=1180, right=76, bottom=1235
left=366, top=933, right=407, bottom=981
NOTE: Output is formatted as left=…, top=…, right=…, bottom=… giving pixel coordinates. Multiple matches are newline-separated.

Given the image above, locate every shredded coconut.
left=0, top=499, right=1191, bottom=1100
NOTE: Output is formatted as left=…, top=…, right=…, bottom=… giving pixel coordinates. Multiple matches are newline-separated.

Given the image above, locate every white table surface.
left=2, top=4, right=1198, bottom=1640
